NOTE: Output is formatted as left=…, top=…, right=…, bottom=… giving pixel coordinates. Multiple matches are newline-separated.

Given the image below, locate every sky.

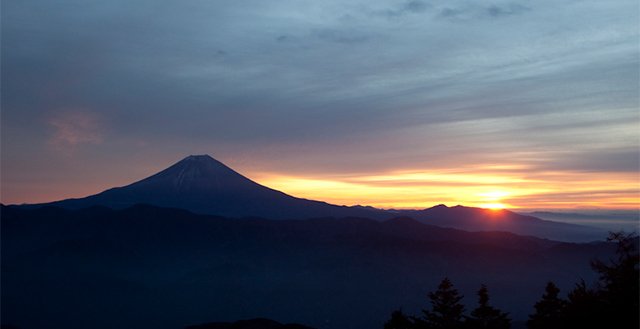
left=2, top=0, right=639, bottom=210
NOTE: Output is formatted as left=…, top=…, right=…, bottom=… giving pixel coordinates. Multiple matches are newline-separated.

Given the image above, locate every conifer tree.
left=384, top=308, right=414, bottom=329
left=465, top=284, right=511, bottom=329
left=563, top=279, right=605, bottom=328
left=419, top=277, right=466, bottom=329
left=526, top=281, right=566, bottom=329
left=588, top=231, right=639, bottom=328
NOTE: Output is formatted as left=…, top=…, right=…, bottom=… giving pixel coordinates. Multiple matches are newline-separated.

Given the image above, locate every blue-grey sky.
left=2, top=0, right=639, bottom=209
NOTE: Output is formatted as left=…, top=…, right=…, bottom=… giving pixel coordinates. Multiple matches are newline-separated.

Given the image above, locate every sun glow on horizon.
left=249, top=166, right=639, bottom=210
left=479, top=203, right=508, bottom=210
left=477, top=190, right=512, bottom=210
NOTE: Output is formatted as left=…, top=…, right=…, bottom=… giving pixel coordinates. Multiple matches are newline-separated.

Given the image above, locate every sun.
left=479, top=203, right=507, bottom=210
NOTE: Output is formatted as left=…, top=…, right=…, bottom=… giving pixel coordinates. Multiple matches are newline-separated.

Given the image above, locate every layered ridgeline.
left=2, top=155, right=623, bottom=329
left=12, top=155, right=608, bottom=241
left=1, top=204, right=619, bottom=329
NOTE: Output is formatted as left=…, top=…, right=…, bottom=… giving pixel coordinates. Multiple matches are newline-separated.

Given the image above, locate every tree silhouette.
left=588, top=231, right=639, bottom=328
left=526, top=281, right=566, bottom=329
left=385, top=232, right=639, bottom=329
left=416, top=277, right=466, bottom=329
left=563, top=279, right=605, bottom=328
left=465, top=284, right=511, bottom=329
left=384, top=308, right=414, bottom=329
left=526, top=231, right=638, bottom=329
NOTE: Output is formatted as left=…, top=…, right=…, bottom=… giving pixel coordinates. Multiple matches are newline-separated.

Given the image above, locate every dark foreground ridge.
left=12, top=155, right=608, bottom=242
left=1, top=204, right=619, bottom=329
left=185, top=318, right=316, bottom=329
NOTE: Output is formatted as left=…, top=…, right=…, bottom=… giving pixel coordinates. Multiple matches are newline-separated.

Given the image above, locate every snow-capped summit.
left=126, top=154, right=258, bottom=193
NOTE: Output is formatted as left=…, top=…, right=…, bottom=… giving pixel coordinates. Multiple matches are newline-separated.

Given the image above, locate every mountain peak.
left=136, top=154, right=251, bottom=193
left=183, top=154, right=213, bottom=161
left=177, top=154, right=222, bottom=169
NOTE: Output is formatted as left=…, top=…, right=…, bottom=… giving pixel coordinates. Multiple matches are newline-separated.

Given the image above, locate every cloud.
left=2, top=0, right=638, bottom=208
left=312, top=28, right=371, bottom=44
left=437, top=2, right=531, bottom=20
left=439, top=7, right=466, bottom=18
left=487, top=4, right=531, bottom=17
left=377, top=0, right=431, bottom=18
left=404, top=1, right=430, bottom=13
left=48, top=111, right=104, bottom=150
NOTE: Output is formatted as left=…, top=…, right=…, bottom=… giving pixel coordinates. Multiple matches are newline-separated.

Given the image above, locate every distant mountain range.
left=515, top=210, right=639, bottom=232
left=1, top=155, right=626, bottom=329
left=1, top=204, right=618, bottom=329
left=401, top=205, right=608, bottom=242
left=11, top=154, right=608, bottom=242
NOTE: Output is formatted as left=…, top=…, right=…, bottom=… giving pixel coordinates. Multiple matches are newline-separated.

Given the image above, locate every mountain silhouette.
left=21, top=155, right=391, bottom=220
left=400, top=204, right=608, bottom=242
left=1, top=204, right=618, bottom=329
left=13, top=155, right=609, bottom=241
